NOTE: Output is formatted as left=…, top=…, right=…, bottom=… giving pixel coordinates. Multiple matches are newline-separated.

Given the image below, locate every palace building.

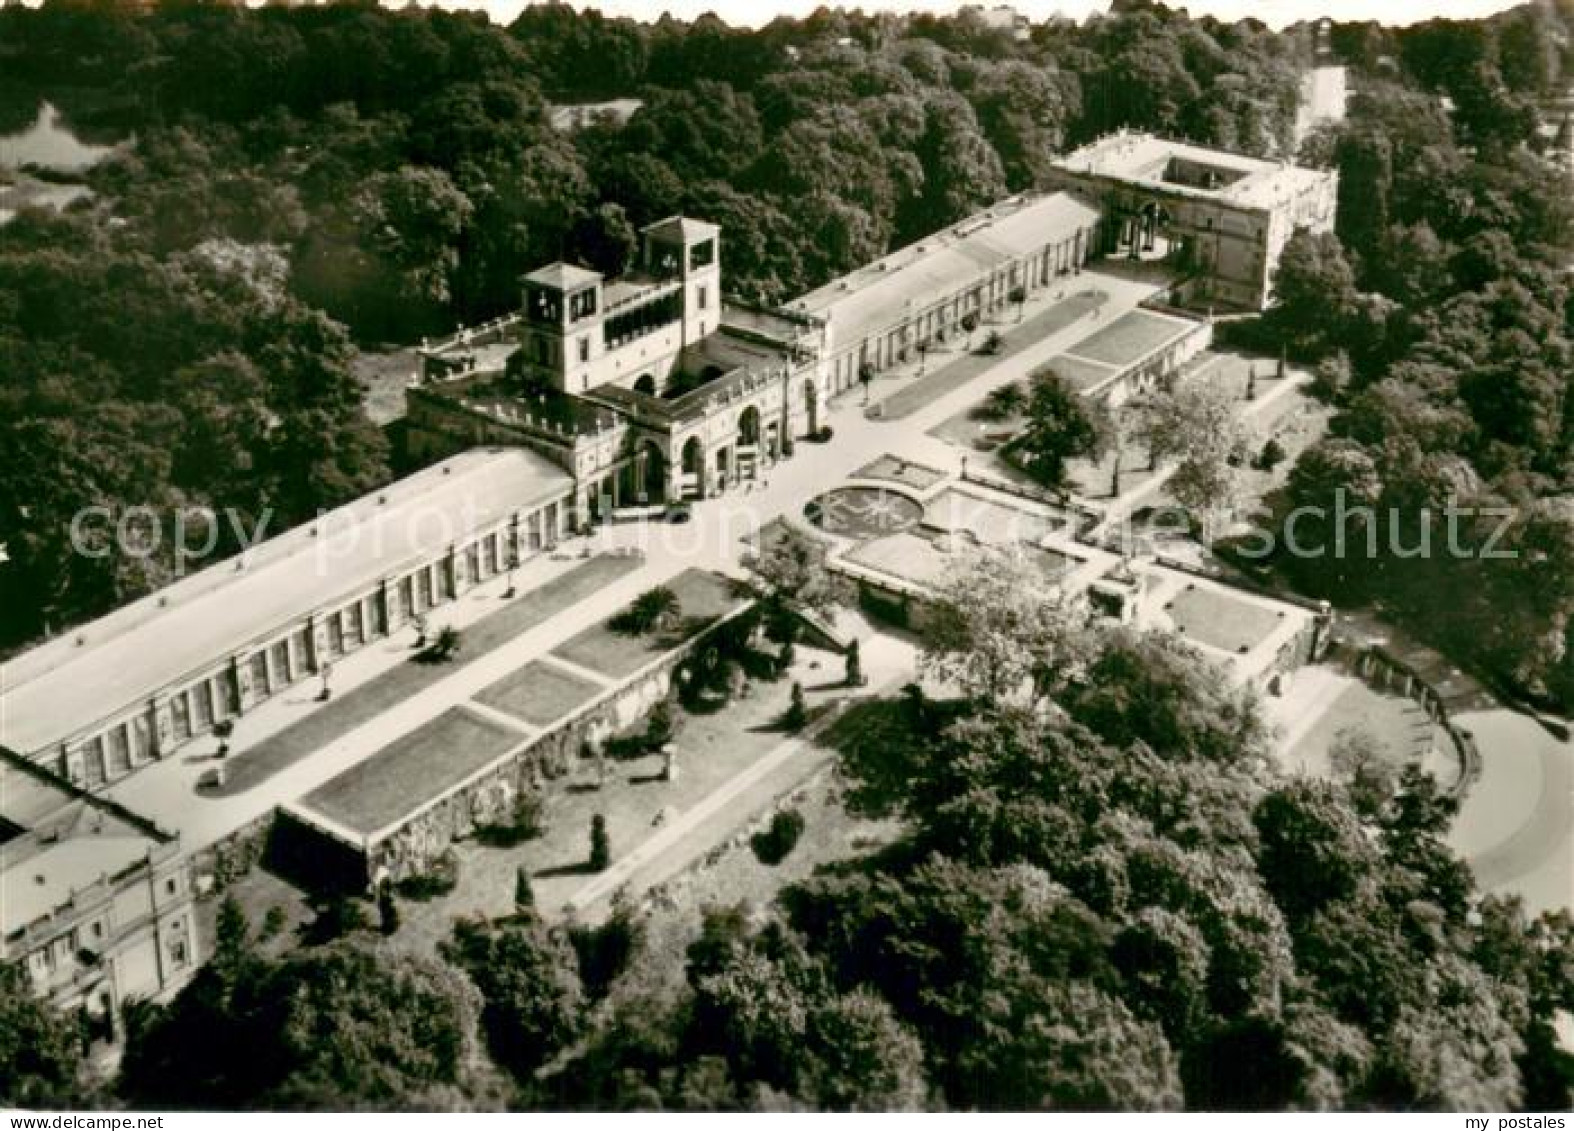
left=408, top=196, right=1104, bottom=513
left=0, top=138, right=1336, bottom=796
left=1044, top=130, right=1338, bottom=310
left=1, top=747, right=196, bottom=1033
left=0, top=448, right=576, bottom=789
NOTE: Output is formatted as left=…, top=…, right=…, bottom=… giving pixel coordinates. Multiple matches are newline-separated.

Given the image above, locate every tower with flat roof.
left=516, top=217, right=722, bottom=397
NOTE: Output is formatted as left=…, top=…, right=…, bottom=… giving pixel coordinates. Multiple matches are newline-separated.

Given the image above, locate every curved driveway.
left=1450, top=709, right=1573, bottom=916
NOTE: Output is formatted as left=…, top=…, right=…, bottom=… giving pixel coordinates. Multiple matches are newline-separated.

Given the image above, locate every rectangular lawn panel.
left=1035, top=354, right=1120, bottom=393
left=299, top=706, right=524, bottom=836
left=1023, top=544, right=1077, bottom=580
left=878, top=290, right=1106, bottom=420
left=1165, top=584, right=1286, bottom=655
left=216, top=554, right=640, bottom=796
left=477, top=659, right=603, bottom=727
left=845, top=532, right=953, bottom=590
left=924, top=486, right=1065, bottom=544
left=1061, top=310, right=1195, bottom=368
left=552, top=568, right=741, bottom=679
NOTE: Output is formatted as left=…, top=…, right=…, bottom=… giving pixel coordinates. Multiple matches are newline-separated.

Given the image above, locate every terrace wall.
left=283, top=602, right=757, bottom=890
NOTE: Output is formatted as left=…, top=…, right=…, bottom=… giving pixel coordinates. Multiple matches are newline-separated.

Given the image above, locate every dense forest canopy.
left=1245, top=1, right=1574, bottom=708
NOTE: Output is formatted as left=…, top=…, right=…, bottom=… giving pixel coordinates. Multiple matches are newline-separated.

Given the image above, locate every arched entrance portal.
left=621, top=439, right=667, bottom=505
left=640, top=441, right=666, bottom=503
left=1112, top=200, right=1175, bottom=262
left=739, top=405, right=761, bottom=446
left=736, top=405, right=762, bottom=482
left=680, top=437, right=703, bottom=499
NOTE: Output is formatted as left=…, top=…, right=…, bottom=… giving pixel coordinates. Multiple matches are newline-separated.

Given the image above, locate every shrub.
left=377, top=883, right=400, bottom=936
left=303, top=895, right=370, bottom=944
left=981, top=330, right=1003, bottom=355
left=970, top=381, right=1026, bottom=421
left=479, top=787, right=545, bottom=846
left=751, top=809, right=807, bottom=865
left=396, top=849, right=460, bottom=900
left=589, top=814, right=611, bottom=872
left=1255, top=437, right=1287, bottom=471
left=610, top=585, right=680, bottom=636
left=645, top=698, right=676, bottom=750
left=783, top=682, right=808, bottom=731
left=260, top=905, right=287, bottom=942
left=514, top=866, right=536, bottom=914
left=569, top=900, right=646, bottom=999
left=417, top=625, right=462, bottom=663
left=844, top=639, right=865, bottom=687
left=813, top=425, right=834, bottom=442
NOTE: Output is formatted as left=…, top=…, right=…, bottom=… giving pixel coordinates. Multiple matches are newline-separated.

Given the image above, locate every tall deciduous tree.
left=921, top=545, right=1098, bottom=708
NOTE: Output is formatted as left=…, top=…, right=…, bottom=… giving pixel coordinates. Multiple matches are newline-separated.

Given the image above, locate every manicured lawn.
left=845, top=532, right=952, bottom=590
left=876, top=289, right=1106, bottom=420
left=475, top=659, right=604, bottom=727
left=384, top=642, right=860, bottom=952
left=1037, top=353, right=1120, bottom=393
left=924, top=486, right=1066, bottom=544
left=299, top=706, right=525, bottom=836
left=1285, top=679, right=1438, bottom=779
left=1023, top=543, right=1078, bottom=580
left=551, top=568, right=742, bottom=680
left=851, top=454, right=948, bottom=492
left=1061, top=309, right=1194, bottom=368
left=1165, top=583, right=1287, bottom=654
left=216, top=555, right=640, bottom=795
left=927, top=400, right=1020, bottom=451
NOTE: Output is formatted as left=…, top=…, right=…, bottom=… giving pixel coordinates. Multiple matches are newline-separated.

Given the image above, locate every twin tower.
left=518, top=215, right=722, bottom=398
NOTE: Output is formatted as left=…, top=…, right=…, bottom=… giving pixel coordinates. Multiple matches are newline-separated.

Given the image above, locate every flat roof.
left=294, top=706, right=527, bottom=839
left=524, top=262, right=603, bottom=291
left=643, top=215, right=720, bottom=244
left=786, top=192, right=1101, bottom=351
left=1060, top=308, right=1200, bottom=369
left=0, top=751, right=165, bottom=936
left=721, top=303, right=812, bottom=344
left=678, top=326, right=784, bottom=382
left=1052, top=132, right=1329, bottom=211
left=0, top=449, right=575, bottom=755
left=2, top=832, right=155, bottom=936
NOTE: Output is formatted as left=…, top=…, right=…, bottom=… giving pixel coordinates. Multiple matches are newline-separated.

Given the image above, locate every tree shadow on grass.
left=805, top=678, right=853, bottom=694
left=651, top=613, right=721, bottom=650
left=473, top=824, right=542, bottom=849
left=820, top=693, right=970, bottom=817
left=535, top=861, right=599, bottom=879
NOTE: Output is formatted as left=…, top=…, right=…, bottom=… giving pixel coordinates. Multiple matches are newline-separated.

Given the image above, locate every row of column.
left=55, top=501, right=570, bottom=789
